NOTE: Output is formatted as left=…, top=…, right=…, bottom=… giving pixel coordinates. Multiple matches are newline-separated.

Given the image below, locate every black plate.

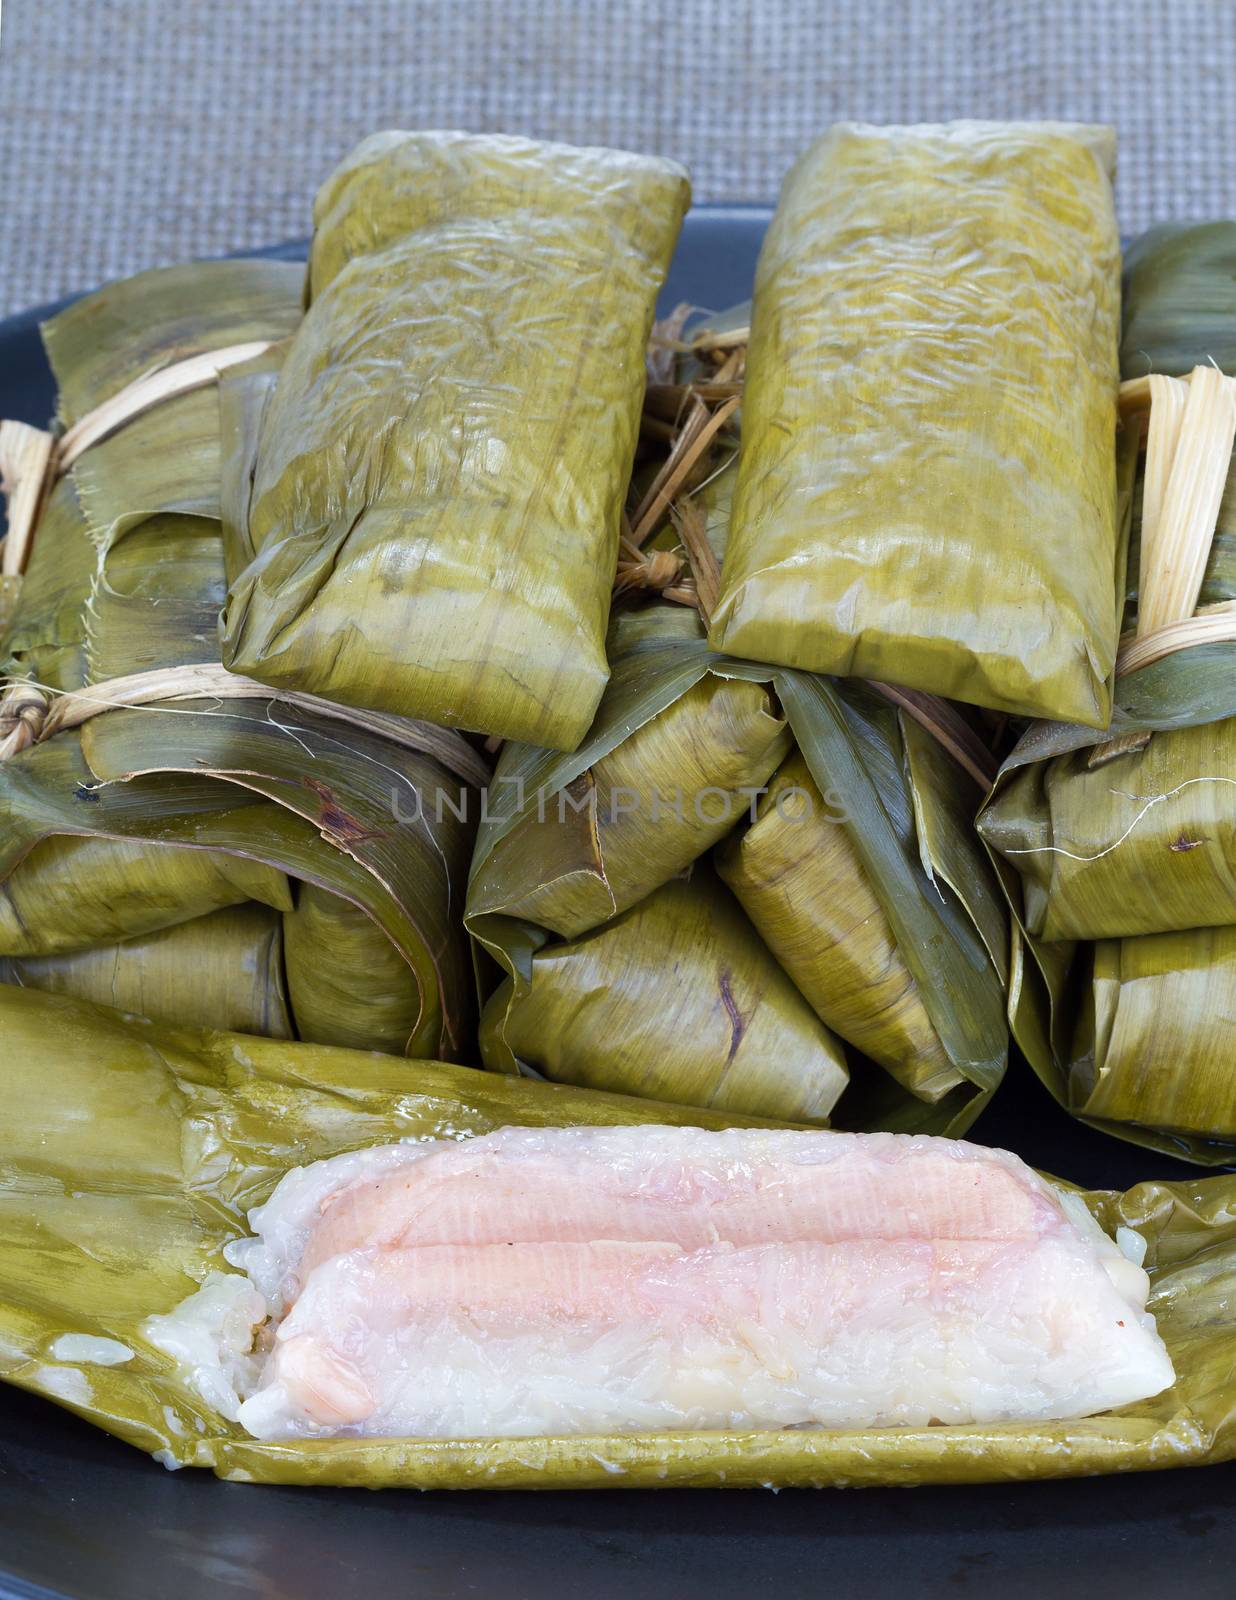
left=1, top=206, right=1234, bottom=1600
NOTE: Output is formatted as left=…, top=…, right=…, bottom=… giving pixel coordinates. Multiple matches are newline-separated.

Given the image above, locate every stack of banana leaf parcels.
left=4, top=121, right=1236, bottom=1490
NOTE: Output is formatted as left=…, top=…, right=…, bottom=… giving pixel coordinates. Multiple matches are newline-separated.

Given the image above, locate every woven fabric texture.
left=1, top=0, right=1234, bottom=316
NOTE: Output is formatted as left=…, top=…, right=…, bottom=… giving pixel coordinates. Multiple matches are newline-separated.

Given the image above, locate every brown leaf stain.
left=301, top=776, right=389, bottom=846
left=1169, top=832, right=1209, bottom=853
left=718, top=966, right=746, bottom=1065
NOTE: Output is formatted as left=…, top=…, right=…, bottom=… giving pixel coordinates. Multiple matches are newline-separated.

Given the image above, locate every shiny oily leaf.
left=3, top=982, right=1236, bottom=1489
left=219, top=133, right=689, bottom=750
left=479, top=868, right=848, bottom=1123
left=708, top=122, right=1122, bottom=728
left=0, top=902, right=293, bottom=1038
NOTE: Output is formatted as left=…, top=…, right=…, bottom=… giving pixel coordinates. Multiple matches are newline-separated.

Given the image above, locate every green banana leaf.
left=4, top=981, right=1236, bottom=1490
left=1069, top=928, right=1236, bottom=1140
left=3, top=478, right=95, bottom=690
left=0, top=700, right=477, bottom=1057
left=42, top=259, right=304, bottom=424
left=1121, top=222, right=1236, bottom=377
left=976, top=222, right=1236, bottom=1161
left=1001, top=908, right=1236, bottom=1167
left=468, top=610, right=1007, bottom=1134
left=0, top=262, right=482, bottom=1059
left=219, top=130, right=690, bottom=751
left=283, top=881, right=420, bottom=1054
left=982, top=716, right=1236, bottom=943
left=979, top=408, right=1228, bottom=945
left=984, top=786, right=1236, bottom=1166
left=0, top=576, right=19, bottom=651
left=9, top=261, right=303, bottom=687
left=983, top=800, right=1236, bottom=1165
left=81, top=701, right=478, bottom=1056
left=717, top=750, right=962, bottom=1104
left=1117, top=227, right=1236, bottom=682
left=467, top=607, right=791, bottom=941
left=0, top=824, right=290, bottom=956
left=707, top=120, right=1123, bottom=728
left=0, top=903, right=293, bottom=1037
left=89, top=513, right=229, bottom=681
left=479, top=867, right=849, bottom=1121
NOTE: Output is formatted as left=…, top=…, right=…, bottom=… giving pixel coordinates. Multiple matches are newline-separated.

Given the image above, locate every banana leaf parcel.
left=4, top=982, right=1236, bottom=1490
left=0, top=262, right=485, bottom=1059
left=717, top=749, right=963, bottom=1105
left=983, top=228, right=1236, bottom=945
left=479, top=866, right=850, bottom=1121
left=0, top=903, right=293, bottom=1038
left=467, top=606, right=791, bottom=940
left=707, top=120, right=1123, bottom=728
left=468, top=605, right=1009, bottom=1135
left=977, top=225, right=1236, bottom=1162
left=219, top=131, right=690, bottom=751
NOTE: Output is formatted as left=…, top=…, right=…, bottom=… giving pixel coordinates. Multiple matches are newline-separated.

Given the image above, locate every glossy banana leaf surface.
left=219, top=130, right=690, bottom=751
left=0, top=263, right=480, bottom=1058
left=980, top=414, right=1232, bottom=946
left=468, top=609, right=1008, bottom=1135
left=3, top=983, right=1236, bottom=1491
left=708, top=120, right=1123, bottom=728
left=1003, top=909, right=1236, bottom=1167
left=978, top=223, right=1236, bottom=1159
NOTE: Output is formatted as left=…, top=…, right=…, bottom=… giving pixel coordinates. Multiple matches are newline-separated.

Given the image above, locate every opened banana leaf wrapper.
left=1, top=982, right=1234, bottom=1490
left=980, top=222, right=1236, bottom=1162
left=0, top=262, right=486, bottom=1060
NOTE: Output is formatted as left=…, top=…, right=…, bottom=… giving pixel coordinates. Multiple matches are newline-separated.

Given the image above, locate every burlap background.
left=2, top=0, right=1234, bottom=315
